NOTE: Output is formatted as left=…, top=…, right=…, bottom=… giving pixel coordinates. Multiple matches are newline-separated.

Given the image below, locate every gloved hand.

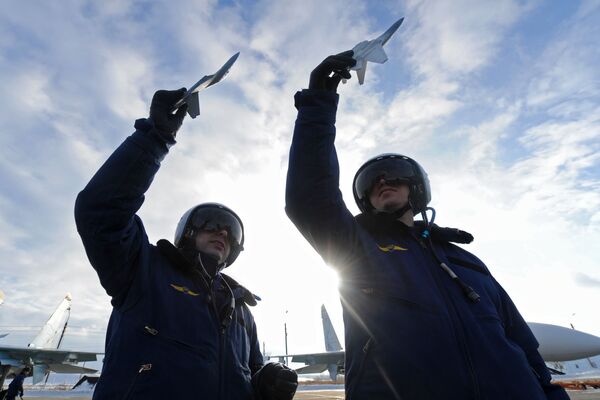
left=254, top=362, right=298, bottom=400
left=149, top=88, right=188, bottom=139
left=309, top=50, right=356, bottom=92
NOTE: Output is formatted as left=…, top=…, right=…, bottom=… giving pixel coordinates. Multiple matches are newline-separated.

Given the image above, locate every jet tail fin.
left=32, top=364, right=48, bottom=384
left=321, top=305, right=342, bottom=351
left=187, top=92, right=200, bottom=118
left=356, top=64, right=367, bottom=85
left=28, top=293, right=71, bottom=349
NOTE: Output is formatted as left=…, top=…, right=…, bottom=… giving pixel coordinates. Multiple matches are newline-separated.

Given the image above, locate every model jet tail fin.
left=28, top=293, right=71, bottom=350
left=187, top=91, right=200, bottom=118
left=357, top=64, right=367, bottom=85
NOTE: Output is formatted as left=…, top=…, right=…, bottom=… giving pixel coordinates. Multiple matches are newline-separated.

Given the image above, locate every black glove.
left=254, top=362, right=298, bottom=400
left=149, top=88, right=188, bottom=139
left=309, top=50, right=356, bottom=92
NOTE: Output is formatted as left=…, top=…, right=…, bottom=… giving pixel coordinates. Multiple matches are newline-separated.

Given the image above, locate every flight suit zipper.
left=143, top=325, right=209, bottom=358
left=414, top=234, right=481, bottom=399
left=346, top=337, right=374, bottom=399
left=189, top=270, right=233, bottom=400
left=122, top=363, right=152, bottom=400
left=204, top=273, right=227, bottom=400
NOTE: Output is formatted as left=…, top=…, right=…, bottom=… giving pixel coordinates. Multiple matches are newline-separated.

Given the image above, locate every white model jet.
left=173, top=52, right=240, bottom=118
left=350, top=17, right=404, bottom=85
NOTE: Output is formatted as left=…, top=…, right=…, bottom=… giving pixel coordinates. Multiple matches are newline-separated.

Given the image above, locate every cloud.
left=526, top=3, right=599, bottom=110
left=0, top=0, right=599, bottom=361
left=404, top=0, right=527, bottom=78
left=575, top=272, right=600, bottom=288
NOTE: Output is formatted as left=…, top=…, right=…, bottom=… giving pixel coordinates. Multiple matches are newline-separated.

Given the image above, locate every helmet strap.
left=197, top=251, right=225, bottom=278
left=373, top=203, right=412, bottom=221
left=179, top=238, right=226, bottom=277
left=390, top=203, right=413, bottom=220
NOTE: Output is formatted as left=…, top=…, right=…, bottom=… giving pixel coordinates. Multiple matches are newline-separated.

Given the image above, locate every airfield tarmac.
left=18, top=389, right=600, bottom=399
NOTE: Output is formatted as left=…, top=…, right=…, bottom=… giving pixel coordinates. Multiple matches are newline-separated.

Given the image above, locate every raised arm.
left=75, top=89, right=187, bottom=306
left=285, top=52, right=366, bottom=271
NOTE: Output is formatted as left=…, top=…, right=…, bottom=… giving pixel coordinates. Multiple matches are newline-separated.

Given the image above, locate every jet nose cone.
left=529, top=322, right=600, bottom=361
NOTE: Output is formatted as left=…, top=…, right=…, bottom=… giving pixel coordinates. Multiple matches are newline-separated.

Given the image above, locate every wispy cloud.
left=0, top=0, right=599, bottom=360
left=575, top=272, right=600, bottom=288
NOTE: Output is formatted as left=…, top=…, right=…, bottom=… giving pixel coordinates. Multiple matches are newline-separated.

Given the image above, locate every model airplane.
left=350, top=17, right=404, bottom=85
left=173, top=52, right=240, bottom=118
left=0, top=294, right=100, bottom=387
left=270, top=305, right=600, bottom=382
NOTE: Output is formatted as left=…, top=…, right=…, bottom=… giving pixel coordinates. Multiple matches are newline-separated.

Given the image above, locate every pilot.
left=285, top=52, right=570, bottom=400
left=75, top=89, right=297, bottom=400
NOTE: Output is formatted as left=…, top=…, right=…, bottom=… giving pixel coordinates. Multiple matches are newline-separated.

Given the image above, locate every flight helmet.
left=174, top=202, right=244, bottom=267
left=352, top=153, right=431, bottom=214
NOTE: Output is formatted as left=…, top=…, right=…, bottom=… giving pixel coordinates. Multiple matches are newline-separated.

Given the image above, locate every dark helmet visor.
left=354, top=158, right=416, bottom=200
left=190, top=208, right=243, bottom=247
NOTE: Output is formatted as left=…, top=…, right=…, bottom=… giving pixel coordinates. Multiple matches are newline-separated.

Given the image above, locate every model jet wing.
left=350, top=17, right=404, bottom=84
left=173, top=52, right=240, bottom=118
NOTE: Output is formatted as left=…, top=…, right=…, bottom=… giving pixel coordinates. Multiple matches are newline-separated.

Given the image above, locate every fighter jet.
left=350, top=17, right=404, bottom=85
left=528, top=322, right=600, bottom=362
left=173, top=52, right=240, bottom=118
left=270, top=306, right=600, bottom=382
left=0, top=294, right=99, bottom=387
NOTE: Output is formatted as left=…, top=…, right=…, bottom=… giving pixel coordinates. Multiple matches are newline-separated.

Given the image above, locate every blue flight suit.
left=286, top=89, right=569, bottom=400
left=75, top=119, right=263, bottom=399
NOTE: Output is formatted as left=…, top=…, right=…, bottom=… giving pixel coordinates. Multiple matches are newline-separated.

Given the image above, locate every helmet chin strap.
left=197, top=251, right=226, bottom=278
left=390, top=203, right=413, bottom=220
left=373, top=202, right=413, bottom=221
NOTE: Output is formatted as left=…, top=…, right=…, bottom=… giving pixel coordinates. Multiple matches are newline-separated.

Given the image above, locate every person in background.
left=6, top=367, right=29, bottom=400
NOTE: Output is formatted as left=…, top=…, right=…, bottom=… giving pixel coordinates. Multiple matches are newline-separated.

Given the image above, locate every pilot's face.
left=195, top=229, right=231, bottom=264
left=369, top=178, right=410, bottom=213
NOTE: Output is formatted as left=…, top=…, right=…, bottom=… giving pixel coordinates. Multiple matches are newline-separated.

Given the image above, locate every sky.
left=0, top=0, right=599, bottom=383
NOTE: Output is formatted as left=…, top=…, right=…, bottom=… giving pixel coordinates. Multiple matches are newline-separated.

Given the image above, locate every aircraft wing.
left=0, top=345, right=99, bottom=364
left=296, top=364, right=329, bottom=374
left=48, top=363, right=98, bottom=374
left=72, top=374, right=100, bottom=390
left=270, top=350, right=345, bottom=365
